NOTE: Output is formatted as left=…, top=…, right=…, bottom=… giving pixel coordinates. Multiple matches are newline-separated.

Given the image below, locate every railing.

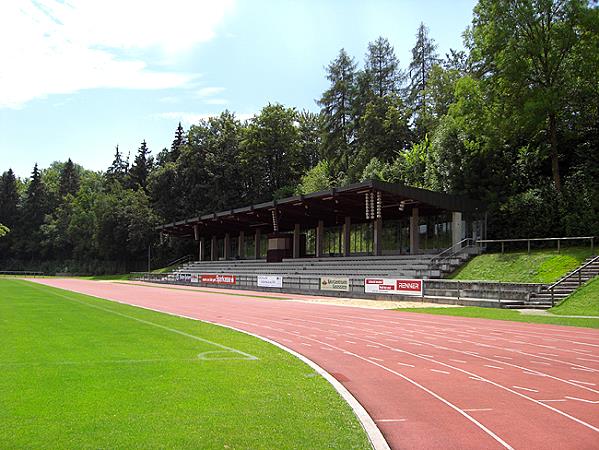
left=166, top=254, right=193, bottom=267
left=546, top=255, right=599, bottom=307
left=0, top=270, right=45, bottom=277
left=431, top=238, right=473, bottom=265
left=475, top=236, right=596, bottom=255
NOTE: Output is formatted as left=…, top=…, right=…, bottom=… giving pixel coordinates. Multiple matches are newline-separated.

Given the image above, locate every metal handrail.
left=431, top=238, right=473, bottom=263
left=547, top=255, right=599, bottom=306
left=166, top=254, right=193, bottom=267
left=476, top=236, right=596, bottom=254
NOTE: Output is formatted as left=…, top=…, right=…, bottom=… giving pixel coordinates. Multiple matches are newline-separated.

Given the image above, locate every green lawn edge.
left=549, top=277, right=599, bottom=316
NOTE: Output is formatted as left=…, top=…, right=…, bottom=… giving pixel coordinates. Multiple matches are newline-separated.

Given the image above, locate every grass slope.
left=0, top=280, right=369, bottom=449
left=550, top=277, right=599, bottom=316
left=399, top=306, right=599, bottom=328
left=450, top=247, right=594, bottom=283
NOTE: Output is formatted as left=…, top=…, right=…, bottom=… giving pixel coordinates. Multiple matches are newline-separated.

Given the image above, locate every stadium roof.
left=157, top=180, right=486, bottom=238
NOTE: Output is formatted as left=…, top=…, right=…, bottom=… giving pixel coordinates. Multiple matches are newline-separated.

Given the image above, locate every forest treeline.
left=0, top=0, right=597, bottom=273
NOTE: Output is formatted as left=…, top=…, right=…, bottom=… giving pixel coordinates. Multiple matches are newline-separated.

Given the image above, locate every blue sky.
left=0, top=0, right=477, bottom=178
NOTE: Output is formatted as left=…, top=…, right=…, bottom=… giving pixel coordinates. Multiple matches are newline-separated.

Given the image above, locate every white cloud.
left=195, top=87, right=226, bottom=98
left=0, top=0, right=235, bottom=108
left=205, top=98, right=229, bottom=105
left=155, top=111, right=254, bottom=126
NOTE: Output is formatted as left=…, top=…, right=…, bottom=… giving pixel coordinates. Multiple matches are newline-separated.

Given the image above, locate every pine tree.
left=128, top=140, right=152, bottom=191
left=106, top=145, right=128, bottom=185
left=408, top=23, right=439, bottom=138
left=171, top=122, right=186, bottom=161
left=364, top=36, right=403, bottom=99
left=58, top=158, right=80, bottom=198
left=21, top=164, right=50, bottom=255
left=0, top=169, right=19, bottom=228
left=318, top=48, right=358, bottom=177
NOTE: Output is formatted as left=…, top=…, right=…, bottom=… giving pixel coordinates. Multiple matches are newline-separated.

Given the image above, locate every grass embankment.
left=450, top=247, right=593, bottom=283
left=0, top=279, right=369, bottom=449
left=550, top=277, right=599, bottom=316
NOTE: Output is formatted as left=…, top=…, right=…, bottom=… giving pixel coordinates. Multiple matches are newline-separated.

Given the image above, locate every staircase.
left=507, top=256, right=599, bottom=309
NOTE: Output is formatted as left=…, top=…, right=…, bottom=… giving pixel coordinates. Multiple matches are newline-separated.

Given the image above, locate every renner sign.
left=364, top=278, right=423, bottom=296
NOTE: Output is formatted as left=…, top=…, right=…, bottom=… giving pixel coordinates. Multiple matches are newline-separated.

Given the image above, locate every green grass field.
left=0, top=279, right=369, bottom=449
left=450, top=247, right=594, bottom=283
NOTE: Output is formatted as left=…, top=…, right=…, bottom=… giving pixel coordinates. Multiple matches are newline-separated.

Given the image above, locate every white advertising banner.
left=190, top=274, right=199, bottom=283
left=364, top=278, right=423, bottom=296
left=320, top=277, right=350, bottom=292
left=257, top=275, right=283, bottom=288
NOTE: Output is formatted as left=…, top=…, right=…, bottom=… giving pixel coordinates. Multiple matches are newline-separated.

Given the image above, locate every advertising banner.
left=190, top=274, right=199, bottom=283
left=364, top=278, right=423, bottom=296
left=320, top=276, right=350, bottom=292
left=257, top=275, right=283, bottom=288
left=200, top=274, right=237, bottom=285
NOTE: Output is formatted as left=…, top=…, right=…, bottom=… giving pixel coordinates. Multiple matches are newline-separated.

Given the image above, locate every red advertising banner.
left=364, top=278, right=423, bottom=296
left=200, top=274, right=237, bottom=285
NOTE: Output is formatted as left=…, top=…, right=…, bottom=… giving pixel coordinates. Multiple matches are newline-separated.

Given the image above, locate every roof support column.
left=293, top=224, right=301, bottom=259
left=316, top=220, right=324, bottom=258
left=198, top=237, right=204, bottom=261
left=410, top=207, right=419, bottom=254
left=224, top=233, right=231, bottom=260
left=373, top=218, right=382, bottom=256
left=343, top=216, right=351, bottom=257
left=452, top=211, right=463, bottom=247
left=238, top=231, right=245, bottom=259
left=211, top=236, right=217, bottom=261
left=254, top=229, right=261, bottom=259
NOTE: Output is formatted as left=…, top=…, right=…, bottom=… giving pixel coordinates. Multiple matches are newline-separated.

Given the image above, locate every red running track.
left=30, top=279, right=599, bottom=449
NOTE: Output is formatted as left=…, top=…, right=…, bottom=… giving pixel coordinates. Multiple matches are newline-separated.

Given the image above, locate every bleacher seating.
left=170, top=253, right=462, bottom=280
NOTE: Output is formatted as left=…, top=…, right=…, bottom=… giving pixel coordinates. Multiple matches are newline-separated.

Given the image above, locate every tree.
left=20, top=164, right=50, bottom=256
left=408, top=22, right=440, bottom=139
left=171, top=122, right=186, bottom=162
left=0, top=169, right=19, bottom=228
left=364, top=36, right=403, bottom=99
left=106, top=145, right=128, bottom=185
left=468, top=0, right=589, bottom=191
left=128, top=140, right=153, bottom=191
left=318, top=49, right=358, bottom=177
left=59, top=158, right=80, bottom=198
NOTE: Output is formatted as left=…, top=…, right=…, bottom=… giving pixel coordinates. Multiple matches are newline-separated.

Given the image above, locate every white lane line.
left=346, top=340, right=357, bottom=344
left=431, top=369, right=450, bottom=374
left=463, top=408, right=493, bottom=412
left=523, top=371, right=545, bottom=376
left=300, top=343, right=312, bottom=346
left=484, top=365, right=504, bottom=370
left=320, top=347, right=333, bottom=351
left=323, top=336, right=335, bottom=340
left=369, top=357, right=384, bottom=362
left=469, top=376, right=485, bottom=381
left=494, top=356, right=512, bottom=360
left=419, top=354, right=434, bottom=358
left=569, top=380, right=596, bottom=386
left=565, top=396, right=599, bottom=404
left=450, top=359, right=467, bottom=363
left=376, top=419, right=406, bottom=423
left=397, top=362, right=415, bottom=367
left=577, top=357, right=599, bottom=363
left=572, top=367, right=595, bottom=372
left=512, top=386, right=539, bottom=393
left=573, top=341, right=599, bottom=348
left=530, top=361, right=551, bottom=365
left=367, top=344, right=380, bottom=348
left=408, top=343, right=422, bottom=346
left=537, top=352, right=559, bottom=357
left=539, top=399, right=566, bottom=403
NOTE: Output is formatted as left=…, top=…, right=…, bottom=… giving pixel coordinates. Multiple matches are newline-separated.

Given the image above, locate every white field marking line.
left=25, top=283, right=259, bottom=361
left=292, top=316, right=599, bottom=395
left=539, top=399, right=567, bottom=403
left=485, top=365, right=504, bottom=370
left=336, top=312, right=599, bottom=343
left=369, top=357, right=384, bottom=362
left=512, top=386, right=539, bottom=393
left=573, top=341, right=599, bottom=348
left=419, top=354, right=435, bottom=358
left=330, top=315, right=599, bottom=372
left=375, top=419, right=406, bottom=423
left=463, top=408, right=493, bottom=412
left=494, top=356, right=513, bottom=360
left=367, top=344, right=380, bottom=348
left=572, top=367, right=595, bottom=372
left=346, top=340, right=357, bottom=344
left=530, top=361, right=551, bottom=365
left=300, top=343, right=312, bottom=346
left=537, top=352, right=559, bottom=357
left=569, top=380, right=596, bottom=386
left=229, top=317, right=515, bottom=449
left=450, top=359, right=467, bottom=363
left=397, top=362, right=415, bottom=367
left=264, top=316, right=599, bottom=434
left=523, top=371, right=545, bottom=376
left=564, top=396, right=599, bottom=404
left=577, top=357, right=599, bottom=363
left=0, top=358, right=199, bottom=367
left=431, top=369, right=450, bottom=374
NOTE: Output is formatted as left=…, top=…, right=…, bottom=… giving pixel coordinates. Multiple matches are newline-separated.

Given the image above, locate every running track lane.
left=29, top=279, right=599, bottom=449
